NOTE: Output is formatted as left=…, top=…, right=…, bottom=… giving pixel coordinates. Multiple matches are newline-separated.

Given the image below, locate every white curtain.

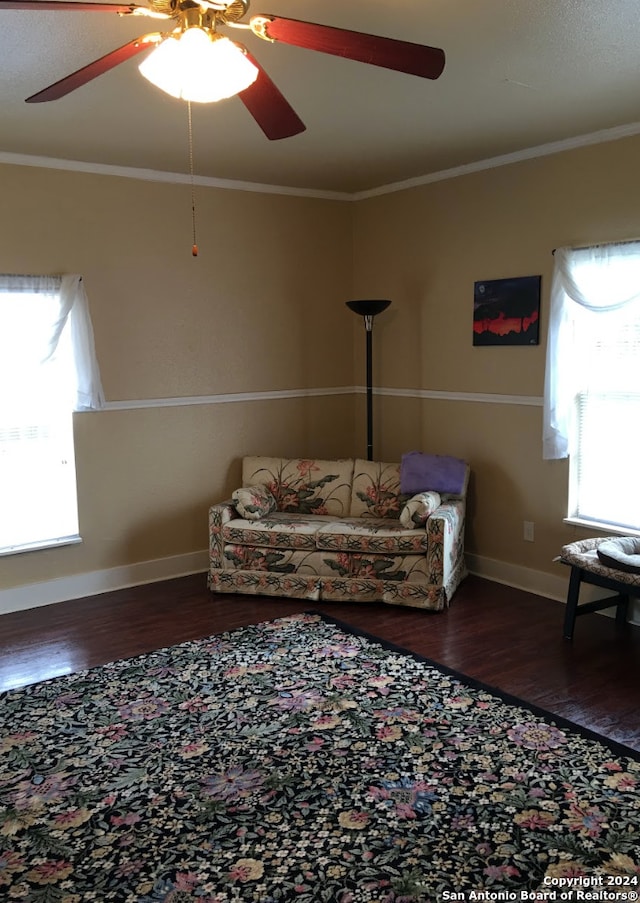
left=542, top=242, right=640, bottom=459
left=0, top=274, right=105, bottom=411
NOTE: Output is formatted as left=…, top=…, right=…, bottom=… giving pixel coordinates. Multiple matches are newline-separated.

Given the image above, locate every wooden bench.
left=559, top=538, right=640, bottom=640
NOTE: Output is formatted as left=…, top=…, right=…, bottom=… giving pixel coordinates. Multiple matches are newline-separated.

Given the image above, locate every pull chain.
left=187, top=101, right=198, bottom=257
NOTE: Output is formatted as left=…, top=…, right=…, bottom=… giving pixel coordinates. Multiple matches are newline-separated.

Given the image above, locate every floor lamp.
left=346, top=299, right=391, bottom=461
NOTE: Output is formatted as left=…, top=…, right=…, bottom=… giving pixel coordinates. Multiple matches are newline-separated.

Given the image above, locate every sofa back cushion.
left=242, top=456, right=354, bottom=516
left=349, top=459, right=408, bottom=519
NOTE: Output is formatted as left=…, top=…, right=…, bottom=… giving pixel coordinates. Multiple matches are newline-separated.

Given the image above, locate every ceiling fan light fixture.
left=138, top=28, right=258, bottom=103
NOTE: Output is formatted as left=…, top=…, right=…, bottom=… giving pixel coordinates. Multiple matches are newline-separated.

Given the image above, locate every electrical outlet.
left=523, top=521, right=535, bottom=542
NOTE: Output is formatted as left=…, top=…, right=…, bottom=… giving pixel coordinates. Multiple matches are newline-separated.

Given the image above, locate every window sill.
left=563, top=517, right=640, bottom=538
left=0, top=535, right=83, bottom=558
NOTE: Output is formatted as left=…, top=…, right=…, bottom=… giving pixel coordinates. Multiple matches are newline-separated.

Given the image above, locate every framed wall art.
left=473, top=275, right=541, bottom=346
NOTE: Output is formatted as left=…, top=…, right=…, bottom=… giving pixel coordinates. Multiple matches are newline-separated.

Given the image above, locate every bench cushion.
left=561, top=537, right=640, bottom=587
left=597, top=537, right=640, bottom=574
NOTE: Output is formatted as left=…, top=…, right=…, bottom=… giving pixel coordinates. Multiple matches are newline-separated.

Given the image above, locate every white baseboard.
left=0, top=550, right=209, bottom=616
left=2, top=549, right=639, bottom=627
left=467, top=552, right=640, bottom=627
left=466, top=552, right=567, bottom=602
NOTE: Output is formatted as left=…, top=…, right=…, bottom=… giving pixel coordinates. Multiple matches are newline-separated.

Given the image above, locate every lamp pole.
left=346, top=299, right=391, bottom=461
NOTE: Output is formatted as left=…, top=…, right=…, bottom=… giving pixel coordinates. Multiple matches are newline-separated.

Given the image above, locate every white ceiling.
left=1, top=0, right=640, bottom=194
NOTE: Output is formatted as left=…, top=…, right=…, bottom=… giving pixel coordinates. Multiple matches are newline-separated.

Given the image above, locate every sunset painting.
left=473, top=275, right=541, bottom=346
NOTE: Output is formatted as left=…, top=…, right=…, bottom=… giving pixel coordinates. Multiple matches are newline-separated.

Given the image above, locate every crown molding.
left=2, top=119, right=640, bottom=200
left=351, top=121, right=640, bottom=200
left=0, top=151, right=349, bottom=201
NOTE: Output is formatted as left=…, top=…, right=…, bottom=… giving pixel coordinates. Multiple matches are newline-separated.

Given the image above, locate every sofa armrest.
left=208, top=500, right=237, bottom=577
left=426, top=499, right=466, bottom=584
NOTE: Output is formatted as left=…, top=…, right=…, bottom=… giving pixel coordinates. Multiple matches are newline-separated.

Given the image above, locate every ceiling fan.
left=1, top=0, right=445, bottom=139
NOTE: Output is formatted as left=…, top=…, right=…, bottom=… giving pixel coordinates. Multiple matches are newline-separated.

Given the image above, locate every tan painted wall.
left=352, top=134, right=640, bottom=577
left=0, top=164, right=354, bottom=590
left=2, top=132, right=639, bottom=596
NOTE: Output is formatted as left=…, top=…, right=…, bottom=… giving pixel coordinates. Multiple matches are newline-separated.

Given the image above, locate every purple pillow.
left=400, top=451, right=467, bottom=495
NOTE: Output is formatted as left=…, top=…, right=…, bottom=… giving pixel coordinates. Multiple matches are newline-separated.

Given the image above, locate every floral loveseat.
left=208, top=455, right=468, bottom=610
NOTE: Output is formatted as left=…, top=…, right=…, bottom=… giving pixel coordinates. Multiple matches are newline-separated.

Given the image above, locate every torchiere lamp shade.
left=346, top=299, right=391, bottom=318
left=346, top=298, right=392, bottom=460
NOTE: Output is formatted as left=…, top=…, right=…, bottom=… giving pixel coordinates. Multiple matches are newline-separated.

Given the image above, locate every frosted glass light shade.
left=139, top=29, right=258, bottom=103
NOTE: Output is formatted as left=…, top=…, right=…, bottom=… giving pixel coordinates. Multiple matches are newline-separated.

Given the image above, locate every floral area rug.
left=1, top=612, right=639, bottom=902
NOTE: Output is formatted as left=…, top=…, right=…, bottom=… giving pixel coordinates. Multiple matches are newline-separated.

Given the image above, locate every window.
left=0, top=275, right=104, bottom=555
left=543, top=243, right=640, bottom=534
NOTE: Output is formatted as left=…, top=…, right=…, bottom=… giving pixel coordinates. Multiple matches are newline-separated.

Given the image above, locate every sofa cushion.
left=399, top=491, right=442, bottom=527
left=232, top=485, right=276, bottom=520
left=222, top=512, right=333, bottom=551
left=349, top=459, right=408, bottom=519
left=316, top=517, right=429, bottom=554
left=242, top=456, right=354, bottom=516
left=222, top=546, right=429, bottom=584
left=400, top=451, right=468, bottom=497
left=223, top=544, right=315, bottom=573
left=317, top=550, right=430, bottom=582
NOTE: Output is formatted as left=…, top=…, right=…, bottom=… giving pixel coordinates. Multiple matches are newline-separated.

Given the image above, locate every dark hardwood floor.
left=1, top=573, right=639, bottom=752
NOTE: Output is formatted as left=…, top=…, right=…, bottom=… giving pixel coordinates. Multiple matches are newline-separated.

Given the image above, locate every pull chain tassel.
left=187, top=101, right=198, bottom=257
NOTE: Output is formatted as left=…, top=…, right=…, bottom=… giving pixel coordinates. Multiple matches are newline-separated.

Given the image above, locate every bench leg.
left=616, top=594, right=630, bottom=628
left=563, top=566, right=582, bottom=641
left=563, top=567, right=632, bottom=640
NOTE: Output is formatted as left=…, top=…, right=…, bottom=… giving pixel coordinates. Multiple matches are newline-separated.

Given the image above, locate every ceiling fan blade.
left=0, top=1, right=147, bottom=11
left=250, top=15, right=445, bottom=80
left=26, top=33, right=162, bottom=102
left=238, top=51, right=305, bottom=140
